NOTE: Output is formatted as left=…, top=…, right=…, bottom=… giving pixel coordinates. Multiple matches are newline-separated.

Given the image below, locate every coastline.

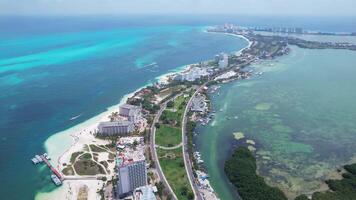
left=35, top=64, right=196, bottom=200
left=36, top=30, right=252, bottom=200
left=204, top=30, right=252, bottom=55
left=36, top=89, right=139, bottom=200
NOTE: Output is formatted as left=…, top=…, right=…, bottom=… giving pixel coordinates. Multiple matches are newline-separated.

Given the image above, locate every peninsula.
left=37, top=24, right=356, bottom=200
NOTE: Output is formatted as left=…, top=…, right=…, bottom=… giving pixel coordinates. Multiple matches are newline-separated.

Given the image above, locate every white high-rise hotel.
left=117, top=160, right=147, bottom=197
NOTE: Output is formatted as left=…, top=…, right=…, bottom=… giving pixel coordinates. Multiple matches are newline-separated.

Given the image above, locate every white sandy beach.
left=36, top=89, right=139, bottom=200
left=36, top=68, right=180, bottom=200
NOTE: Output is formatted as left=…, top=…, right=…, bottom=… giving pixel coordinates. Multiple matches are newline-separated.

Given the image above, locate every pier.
left=40, top=155, right=62, bottom=180
left=32, top=153, right=62, bottom=186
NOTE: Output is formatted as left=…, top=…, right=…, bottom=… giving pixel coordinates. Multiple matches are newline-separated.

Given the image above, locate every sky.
left=0, top=0, right=356, bottom=16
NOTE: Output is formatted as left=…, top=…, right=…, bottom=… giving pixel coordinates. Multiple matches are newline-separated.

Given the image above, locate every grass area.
left=157, top=148, right=194, bottom=200
left=62, top=165, right=75, bottom=176
left=70, top=151, right=83, bottom=164
left=155, top=124, right=182, bottom=147
left=90, top=144, right=107, bottom=152
left=161, top=95, right=189, bottom=127
left=79, top=153, right=92, bottom=160
left=225, top=147, right=287, bottom=200
left=74, top=160, right=106, bottom=175
left=161, top=110, right=181, bottom=126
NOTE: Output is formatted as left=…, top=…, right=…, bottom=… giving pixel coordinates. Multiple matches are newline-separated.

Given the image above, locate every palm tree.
left=109, top=112, right=119, bottom=121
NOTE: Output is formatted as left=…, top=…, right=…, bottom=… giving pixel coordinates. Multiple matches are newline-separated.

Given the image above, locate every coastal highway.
left=150, top=97, right=178, bottom=200
left=182, top=86, right=204, bottom=200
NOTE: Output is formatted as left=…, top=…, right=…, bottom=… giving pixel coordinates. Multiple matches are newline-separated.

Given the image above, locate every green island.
left=225, top=147, right=288, bottom=200
left=225, top=146, right=356, bottom=200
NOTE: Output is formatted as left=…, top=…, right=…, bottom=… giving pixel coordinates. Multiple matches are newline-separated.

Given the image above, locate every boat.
left=43, top=153, right=51, bottom=160
left=31, top=158, right=39, bottom=164
left=69, top=114, right=82, bottom=121
left=51, top=175, right=62, bottom=186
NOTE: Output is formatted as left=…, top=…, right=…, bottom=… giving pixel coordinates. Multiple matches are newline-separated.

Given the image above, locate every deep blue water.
left=0, top=15, right=355, bottom=200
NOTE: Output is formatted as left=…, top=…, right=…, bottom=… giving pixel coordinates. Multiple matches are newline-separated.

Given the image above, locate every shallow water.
left=196, top=45, right=356, bottom=199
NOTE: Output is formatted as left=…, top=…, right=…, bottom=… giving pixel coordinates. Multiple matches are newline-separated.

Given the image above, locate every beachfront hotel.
left=117, top=160, right=147, bottom=198
left=97, top=121, right=134, bottom=136
left=117, top=136, right=148, bottom=198
left=173, top=67, right=211, bottom=82
left=215, top=53, right=229, bottom=68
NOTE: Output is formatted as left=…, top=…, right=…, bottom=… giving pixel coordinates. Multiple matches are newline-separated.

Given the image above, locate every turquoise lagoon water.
left=196, top=45, right=356, bottom=199
left=0, top=17, right=248, bottom=199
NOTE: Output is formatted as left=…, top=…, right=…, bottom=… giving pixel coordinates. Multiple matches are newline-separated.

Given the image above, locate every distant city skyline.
left=1, top=0, right=356, bottom=17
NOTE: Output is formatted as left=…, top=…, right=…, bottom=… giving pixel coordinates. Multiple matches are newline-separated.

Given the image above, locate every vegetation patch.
left=79, top=153, right=92, bottom=161
left=157, top=148, right=194, bottom=200
left=155, top=124, right=182, bottom=147
left=225, top=147, right=287, bottom=200
left=74, top=160, right=106, bottom=175
left=70, top=151, right=83, bottom=164
left=296, top=163, right=356, bottom=200
left=62, top=165, right=75, bottom=176
left=90, top=144, right=107, bottom=152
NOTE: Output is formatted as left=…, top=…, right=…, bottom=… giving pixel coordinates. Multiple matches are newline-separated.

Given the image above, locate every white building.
left=174, top=67, right=210, bottom=82
left=119, top=104, right=142, bottom=124
left=134, top=186, right=157, bottom=200
left=191, top=94, right=207, bottom=112
left=215, top=53, right=229, bottom=68
left=97, top=121, right=134, bottom=136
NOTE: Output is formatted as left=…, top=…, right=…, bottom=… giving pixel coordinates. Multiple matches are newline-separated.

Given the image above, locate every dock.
left=31, top=153, right=62, bottom=186
left=40, top=155, right=63, bottom=180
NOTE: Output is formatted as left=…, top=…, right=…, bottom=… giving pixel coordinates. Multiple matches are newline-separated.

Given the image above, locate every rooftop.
left=134, top=186, right=157, bottom=200
left=117, top=137, right=146, bottom=167
left=98, top=120, right=133, bottom=128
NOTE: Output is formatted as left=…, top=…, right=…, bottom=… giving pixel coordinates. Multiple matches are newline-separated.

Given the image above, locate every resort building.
left=117, top=160, right=147, bottom=198
left=174, top=67, right=211, bottom=82
left=191, top=94, right=208, bottom=112
left=218, top=54, right=229, bottom=68
left=117, top=136, right=148, bottom=198
left=97, top=121, right=134, bottom=136
left=133, top=186, right=157, bottom=200
left=119, top=104, right=142, bottom=124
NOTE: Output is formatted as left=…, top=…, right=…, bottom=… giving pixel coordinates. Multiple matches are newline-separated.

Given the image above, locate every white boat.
left=43, top=153, right=50, bottom=160
left=35, top=155, right=43, bottom=162
left=51, top=175, right=62, bottom=186
left=31, top=158, right=39, bottom=164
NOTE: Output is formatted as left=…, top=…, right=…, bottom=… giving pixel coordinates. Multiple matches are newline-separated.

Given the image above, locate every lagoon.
left=197, top=45, right=356, bottom=199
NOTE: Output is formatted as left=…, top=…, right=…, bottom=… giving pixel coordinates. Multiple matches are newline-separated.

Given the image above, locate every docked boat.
left=43, top=153, right=50, bottom=160
left=31, top=158, right=39, bottom=164
left=31, top=154, right=43, bottom=164
left=51, top=175, right=62, bottom=186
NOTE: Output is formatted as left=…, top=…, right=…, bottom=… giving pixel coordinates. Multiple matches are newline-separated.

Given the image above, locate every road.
left=150, top=98, right=178, bottom=200
left=182, top=86, right=204, bottom=200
